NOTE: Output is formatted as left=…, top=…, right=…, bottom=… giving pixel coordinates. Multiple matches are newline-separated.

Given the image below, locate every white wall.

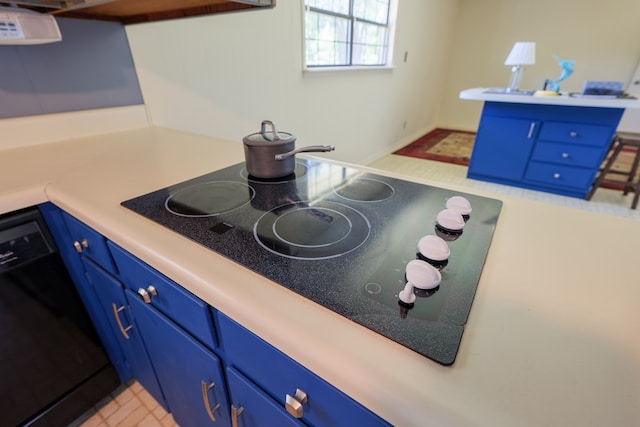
left=438, top=0, right=640, bottom=132
left=125, top=0, right=460, bottom=165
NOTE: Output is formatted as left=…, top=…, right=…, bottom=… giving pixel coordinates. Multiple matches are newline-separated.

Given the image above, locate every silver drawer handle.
left=569, top=131, right=578, bottom=137
left=553, top=173, right=561, bottom=179
left=231, top=405, right=245, bottom=427
left=561, top=152, right=569, bottom=158
left=72, top=239, right=89, bottom=253
left=201, top=381, right=220, bottom=422
left=137, top=285, right=157, bottom=304
left=285, top=388, right=308, bottom=419
left=111, top=303, right=132, bottom=339
left=527, top=122, right=536, bottom=139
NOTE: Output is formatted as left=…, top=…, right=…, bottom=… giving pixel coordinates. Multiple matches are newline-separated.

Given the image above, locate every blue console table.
left=460, top=88, right=640, bottom=198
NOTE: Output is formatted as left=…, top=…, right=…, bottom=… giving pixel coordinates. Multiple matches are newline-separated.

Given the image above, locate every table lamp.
left=504, top=42, right=536, bottom=92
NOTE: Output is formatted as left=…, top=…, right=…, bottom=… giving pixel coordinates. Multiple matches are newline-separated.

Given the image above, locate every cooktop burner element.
left=254, top=201, right=370, bottom=260
left=333, top=178, right=394, bottom=202
left=166, top=181, right=254, bottom=217
left=122, top=159, right=502, bottom=365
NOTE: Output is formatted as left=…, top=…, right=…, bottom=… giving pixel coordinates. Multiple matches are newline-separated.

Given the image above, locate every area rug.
left=394, top=128, right=474, bottom=166
left=394, top=128, right=638, bottom=191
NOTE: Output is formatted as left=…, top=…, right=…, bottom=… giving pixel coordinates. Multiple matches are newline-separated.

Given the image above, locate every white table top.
left=460, top=87, right=640, bottom=108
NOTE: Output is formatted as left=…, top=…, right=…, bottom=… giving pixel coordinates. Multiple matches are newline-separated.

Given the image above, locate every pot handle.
left=260, top=120, right=280, bottom=141
left=275, top=145, right=335, bottom=161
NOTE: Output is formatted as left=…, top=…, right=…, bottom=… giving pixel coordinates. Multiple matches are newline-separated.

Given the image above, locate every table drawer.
left=531, top=142, right=604, bottom=168
left=524, top=162, right=595, bottom=190
left=108, top=242, right=217, bottom=350
left=217, top=312, right=390, bottom=427
left=539, top=122, right=613, bottom=146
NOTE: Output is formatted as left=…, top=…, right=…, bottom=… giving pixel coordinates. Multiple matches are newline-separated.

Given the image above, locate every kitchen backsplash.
left=0, top=17, right=143, bottom=120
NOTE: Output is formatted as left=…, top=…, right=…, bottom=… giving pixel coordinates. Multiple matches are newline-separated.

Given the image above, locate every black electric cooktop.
left=122, top=159, right=502, bottom=365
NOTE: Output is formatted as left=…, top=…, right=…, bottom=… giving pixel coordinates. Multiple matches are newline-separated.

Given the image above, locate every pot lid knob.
left=244, top=120, right=295, bottom=146
left=261, top=120, right=280, bottom=141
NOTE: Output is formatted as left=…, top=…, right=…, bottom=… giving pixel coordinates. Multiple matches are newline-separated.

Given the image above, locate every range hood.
left=0, top=6, right=61, bottom=44
left=4, top=0, right=275, bottom=25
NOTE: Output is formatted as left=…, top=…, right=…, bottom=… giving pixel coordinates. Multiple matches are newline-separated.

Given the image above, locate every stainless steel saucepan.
left=243, top=120, right=334, bottom=179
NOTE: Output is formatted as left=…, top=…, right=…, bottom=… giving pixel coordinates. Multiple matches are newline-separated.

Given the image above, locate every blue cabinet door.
left=468, top=116, right=537, bottom=181
left=218, top=313, right=391, bottom=427
left=38, top=203, right=130, bottom=381
left=127, top=290, right=231, bottom=427
left=83, top=258, right=168, bottom=411
left=226, top=367, right=304, bottom=427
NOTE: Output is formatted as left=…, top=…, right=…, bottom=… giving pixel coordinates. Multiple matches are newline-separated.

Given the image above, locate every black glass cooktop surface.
left=122, top=159, right=502, bottom=365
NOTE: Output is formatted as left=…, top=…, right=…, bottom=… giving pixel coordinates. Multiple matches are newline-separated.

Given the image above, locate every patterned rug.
left=394, top=128, right=639, bottom=191
left=394, top=128, right=474, bottom=166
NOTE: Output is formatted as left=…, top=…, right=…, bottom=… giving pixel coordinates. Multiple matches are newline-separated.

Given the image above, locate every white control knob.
left=445, top=196, right=472, bottom=216
left=418, top=235, right=450, bottom=262
left=398, top=282, right=416, bottom=305
left=436, top=209, right=465, bottom=232
left=405, top=259, right=442, bottom=290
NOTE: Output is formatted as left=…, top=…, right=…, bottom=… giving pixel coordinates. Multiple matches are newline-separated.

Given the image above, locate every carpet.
left=394, top=128, right=474, bottom=166
left=394, top=128, right=639, bottom=191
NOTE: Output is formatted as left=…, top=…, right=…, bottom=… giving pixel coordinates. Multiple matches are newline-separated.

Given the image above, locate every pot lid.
left=243, top=120, right=296, bottom=146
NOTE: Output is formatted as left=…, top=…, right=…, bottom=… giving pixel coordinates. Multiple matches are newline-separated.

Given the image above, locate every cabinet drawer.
left=62, top=213, right=117, bottom=275
left=108, top=242, right=217, bottom=350
left=217, top=312, right=390, bottom=427
left=531, top=142, right=604, bottom=168
left=524, top=162, right=596, bottom=190
left=226, top=367, right=304, bottom=427
left=538, top=122, right=613, bottom=147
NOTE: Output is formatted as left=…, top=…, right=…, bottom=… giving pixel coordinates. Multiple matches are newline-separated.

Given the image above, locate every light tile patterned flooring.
left=368, top=154, right=640, bottom=221
left=71, top=154, right=638, bottom=427
left=71, top=379, right=177, bottom=427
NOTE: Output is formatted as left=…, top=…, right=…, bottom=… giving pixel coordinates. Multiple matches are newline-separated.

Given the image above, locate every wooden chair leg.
left=586, top=140, right=623, bottom=200
left=623, top=147, right=640, bottom=196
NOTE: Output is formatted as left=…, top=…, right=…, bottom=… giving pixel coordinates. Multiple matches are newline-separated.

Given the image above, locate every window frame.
left=302, top=0, right=398, bottom=71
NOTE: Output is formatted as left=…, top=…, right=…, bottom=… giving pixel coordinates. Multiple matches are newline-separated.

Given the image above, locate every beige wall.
left=439, top=0, right=640, bottom=131
left=126, top=0, right=460, bottom=165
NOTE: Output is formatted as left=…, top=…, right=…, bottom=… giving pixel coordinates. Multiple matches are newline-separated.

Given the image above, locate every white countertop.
left=2, top=120, right=639, bottom=427
left=460, top=87, right=640, bottom=108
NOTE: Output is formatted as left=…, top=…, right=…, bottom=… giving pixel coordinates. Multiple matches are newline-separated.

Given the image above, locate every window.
left=304, top=0, right=396, bottom=68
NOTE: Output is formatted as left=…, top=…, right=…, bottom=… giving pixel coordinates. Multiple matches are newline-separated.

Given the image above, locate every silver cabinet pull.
left=137, top=285, right=157, bottom=304
left=569, top=131, right=578, bottom=137
left=561, top=152, right=569, bottom=158
left=72, top=238, right=89, bottom=253
left=231, top=405, right=245, bottom=427
left=527, top=122, right=536, bottom=139
left=111, top=303, right=132, bottom=339
left=201, top=381, right=220, bottom=422
left=553, top=173, right=561, bottom=179
left=285, top=388, right=308, bottom=419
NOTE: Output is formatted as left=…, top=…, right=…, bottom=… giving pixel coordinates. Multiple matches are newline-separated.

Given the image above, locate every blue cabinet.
left=467, top=102, right=623, bottom=198
left=468, top=116, right=538, bottom=180
left=226, top=367, right=304, bottom=427
left=38, top=203, right=130, bottom=381
left=40, top=204, right=390, bottom=427
left=128, top=290, right=231, bottom=427
left=83, top=258, right=168, bottom=411
left=217, top=312, right=392, bottom=427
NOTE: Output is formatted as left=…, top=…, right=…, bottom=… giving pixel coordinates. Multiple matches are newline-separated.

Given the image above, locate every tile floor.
left=71, top=154, right=639, bottom=427
left=71, top=379, right=177, bottom=427
left=368, top=154, right=640, bottom=221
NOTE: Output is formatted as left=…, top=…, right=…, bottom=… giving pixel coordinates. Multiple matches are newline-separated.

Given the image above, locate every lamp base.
left=506, top=65, right=524, bottom=92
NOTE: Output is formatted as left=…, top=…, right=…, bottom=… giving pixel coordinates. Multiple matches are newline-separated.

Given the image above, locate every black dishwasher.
left=0, top=207, right=120, bottom=427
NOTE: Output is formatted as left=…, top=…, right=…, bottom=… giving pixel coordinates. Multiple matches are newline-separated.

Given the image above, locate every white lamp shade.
left=504, top=42, right=536, bottom=65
